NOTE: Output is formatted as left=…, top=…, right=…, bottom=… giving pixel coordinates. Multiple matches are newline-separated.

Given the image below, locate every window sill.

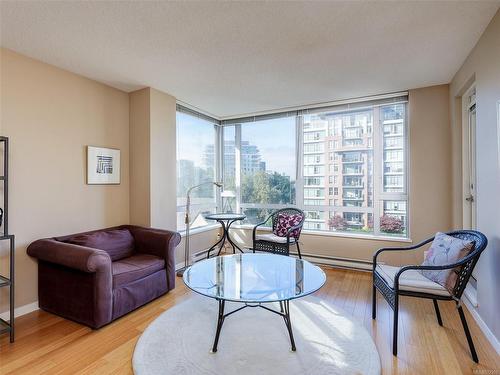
left=179, top=224, right=221, bottom=237
left=232, top=224, right=412, bottom=243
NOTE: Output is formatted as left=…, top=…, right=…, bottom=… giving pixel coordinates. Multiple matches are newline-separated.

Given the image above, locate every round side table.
left=204, top=213, right=246, bottom=258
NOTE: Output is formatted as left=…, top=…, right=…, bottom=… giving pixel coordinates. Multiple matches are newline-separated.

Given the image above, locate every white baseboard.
left=290, top=251, right=372, bottom=271
left=464, top=285, right=478, bottom=307
left=0, top=301, right=39, bottom=321
left=462, top=296, right=500, bottom=355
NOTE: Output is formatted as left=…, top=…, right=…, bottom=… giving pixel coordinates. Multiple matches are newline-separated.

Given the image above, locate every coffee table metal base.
left=211, top=299, right=296, bottom=353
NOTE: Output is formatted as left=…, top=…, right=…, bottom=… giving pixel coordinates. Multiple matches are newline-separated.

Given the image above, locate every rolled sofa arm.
left=125, top=225, right=181, bottom=259
left=27, top=239, right=111, bottom=273
left=125, top=225, right=181, bottom=290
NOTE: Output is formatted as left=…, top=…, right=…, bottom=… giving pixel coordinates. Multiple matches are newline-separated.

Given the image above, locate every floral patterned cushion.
left=420, top=232, right=473, bottom=293
left=273, top=213, right=303, bottom=239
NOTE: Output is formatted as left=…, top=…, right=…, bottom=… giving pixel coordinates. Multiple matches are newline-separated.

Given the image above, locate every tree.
left=241, top=171, right=294, bottom=205
left=380, top=215, right=404, bottom=233
left=241, top=171, right=294, bottom=224
left=328, top=215, right=348, bottom=231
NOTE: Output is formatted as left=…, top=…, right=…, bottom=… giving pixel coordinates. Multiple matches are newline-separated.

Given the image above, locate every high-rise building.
left=204, top=140, right=264, bottom=176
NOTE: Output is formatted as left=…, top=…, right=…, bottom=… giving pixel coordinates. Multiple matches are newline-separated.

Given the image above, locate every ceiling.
left=1, top=1, right=498, bottom=118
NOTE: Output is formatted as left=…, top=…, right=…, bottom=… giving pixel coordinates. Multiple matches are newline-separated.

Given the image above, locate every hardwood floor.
left=1, top=267, right=498, bottom=374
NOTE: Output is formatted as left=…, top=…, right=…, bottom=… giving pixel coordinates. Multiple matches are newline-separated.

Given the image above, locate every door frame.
left=461, top=83, right=476, bottom=230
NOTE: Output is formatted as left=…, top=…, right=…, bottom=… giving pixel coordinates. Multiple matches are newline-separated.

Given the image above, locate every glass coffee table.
left=183, top=253, right=326, bottom=352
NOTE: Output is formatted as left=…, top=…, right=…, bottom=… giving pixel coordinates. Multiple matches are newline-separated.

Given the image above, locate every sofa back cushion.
left=65, top=229, right=135, bottom=261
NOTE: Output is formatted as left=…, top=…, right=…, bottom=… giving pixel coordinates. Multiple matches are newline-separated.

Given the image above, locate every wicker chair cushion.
left=256, top=233, right=297, bottom=243
left=376, top=265, right=450, bottom=296
left=420, top=232, right=473, bottom=293
left=273, top=213, right=303, bottom=238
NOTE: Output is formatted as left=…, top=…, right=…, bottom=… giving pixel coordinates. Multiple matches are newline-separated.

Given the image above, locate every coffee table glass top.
left=183, top=253, right=326, bottom=303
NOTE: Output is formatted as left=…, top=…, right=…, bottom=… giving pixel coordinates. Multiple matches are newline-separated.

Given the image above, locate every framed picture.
left=87, top=146, right=121, bottom=185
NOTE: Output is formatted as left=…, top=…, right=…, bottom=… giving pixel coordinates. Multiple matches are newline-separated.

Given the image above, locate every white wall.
left=450, top=9, right=500, bottom=345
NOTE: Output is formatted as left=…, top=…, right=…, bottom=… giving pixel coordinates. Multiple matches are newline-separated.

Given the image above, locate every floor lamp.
left=176, top=181, right=222, bottom=277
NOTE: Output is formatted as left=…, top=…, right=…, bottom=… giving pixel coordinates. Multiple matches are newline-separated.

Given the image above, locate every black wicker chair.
left=252, top=208, right=305, bottom=258
left=372, top=230, right=487, bottom=363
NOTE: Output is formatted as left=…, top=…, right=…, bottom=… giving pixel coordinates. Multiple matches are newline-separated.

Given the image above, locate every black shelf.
left=0, top=275, right=10, bottom=288
left=0, top=137, right=14, bottom=343
left=0, top=317, right=11, bottom=335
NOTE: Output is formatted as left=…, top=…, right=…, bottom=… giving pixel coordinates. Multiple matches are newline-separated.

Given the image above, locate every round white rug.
left=133, top=295, right=381, bottom=375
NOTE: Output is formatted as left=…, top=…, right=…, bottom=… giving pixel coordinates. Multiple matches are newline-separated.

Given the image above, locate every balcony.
left=343, top=170, right=364, bottom=176
left=343, top=182, right=364, bottom=188
left=303, top=137, right=325, bottom=143
left=342, top=159, right=363, bottom=163
left=342, top=195, right=364, bottom=201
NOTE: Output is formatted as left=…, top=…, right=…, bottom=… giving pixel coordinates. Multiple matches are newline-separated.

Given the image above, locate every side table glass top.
left=183, top=253, right=326, bottom=303
left=204, top=213, right=246, bottom=221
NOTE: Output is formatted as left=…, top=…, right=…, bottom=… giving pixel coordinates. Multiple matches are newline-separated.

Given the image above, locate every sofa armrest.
left=27, top=239, right=111, bottom=273
left=125, top=225, right=181, bottom=289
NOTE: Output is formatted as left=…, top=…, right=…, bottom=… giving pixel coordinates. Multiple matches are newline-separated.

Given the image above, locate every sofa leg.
left=458, top=305, right=479, bottom=363
left=393, top=295, right=399, bottom=356
left=433, top=299, right=443, bottom=326
left=372, top=285, right=377, bottom=319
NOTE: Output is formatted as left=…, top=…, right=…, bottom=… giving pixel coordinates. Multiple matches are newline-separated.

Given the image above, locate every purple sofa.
left=27, top=225, right=181, bottom=329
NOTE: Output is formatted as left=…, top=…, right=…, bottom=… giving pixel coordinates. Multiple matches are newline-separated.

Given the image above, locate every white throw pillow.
left=420, top=232, right=473, bottom=293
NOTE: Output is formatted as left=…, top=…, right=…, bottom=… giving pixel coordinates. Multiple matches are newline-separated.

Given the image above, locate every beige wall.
left=0, top=48, right=130, bottom=311
left=450, top=10, right=500, bottom=343
left=129, top=87, right=177, bottom=230
left=232, top=85, right=453, bottom=266
left=129, top=88, right=151, bottom=226
left=149, top=88, right=177, bottom=230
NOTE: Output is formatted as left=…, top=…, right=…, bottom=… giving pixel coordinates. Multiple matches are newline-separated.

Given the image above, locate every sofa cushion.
left=376, top=264, right=450, bottom=297
left=65, top=229, right=135, bottom=261
left=256, top=233, right=297, bottom=243
left=112, top=254, right=165, bottom=288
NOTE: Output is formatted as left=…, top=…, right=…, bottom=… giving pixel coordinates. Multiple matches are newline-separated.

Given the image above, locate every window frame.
left=177, top=93, right=410, bottom=240
left=175, top=107, right=221, bottom=233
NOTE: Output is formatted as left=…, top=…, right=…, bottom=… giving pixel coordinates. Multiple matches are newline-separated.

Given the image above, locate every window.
left=225, top=117, right=296, bottom=224
left=304, top=143, right=324, bottom=153
left=301, top=102, right=408, bottom=237
left=305, top=177, right=324, bottom=186
left=176, top=111, right=218, bottom=231
left=179, top=94, right=409, bottom=239
left=304, top=131, right=325, bottom=142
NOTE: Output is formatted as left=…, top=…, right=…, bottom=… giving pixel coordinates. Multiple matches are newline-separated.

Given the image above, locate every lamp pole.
left=176, top=181, right=222, bottom=277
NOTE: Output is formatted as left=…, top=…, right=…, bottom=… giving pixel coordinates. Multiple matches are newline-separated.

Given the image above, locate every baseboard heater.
left=177, top=248, right=373, bottom=272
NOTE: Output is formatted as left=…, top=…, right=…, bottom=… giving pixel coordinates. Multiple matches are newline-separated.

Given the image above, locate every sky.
left=177, top=112, right=296, bottom=178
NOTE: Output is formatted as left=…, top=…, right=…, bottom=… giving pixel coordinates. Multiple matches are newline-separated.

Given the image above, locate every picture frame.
left=86, top=146, right=121, bottom=185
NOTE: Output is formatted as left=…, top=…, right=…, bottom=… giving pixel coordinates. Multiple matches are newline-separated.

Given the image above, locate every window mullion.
left=373, top=106, right=382, bottom=236
left=296, top=115, right=304, bottom=210
left=235, top=124, right=242, bottom=214
left=215, top=124, right=222, bottom=211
